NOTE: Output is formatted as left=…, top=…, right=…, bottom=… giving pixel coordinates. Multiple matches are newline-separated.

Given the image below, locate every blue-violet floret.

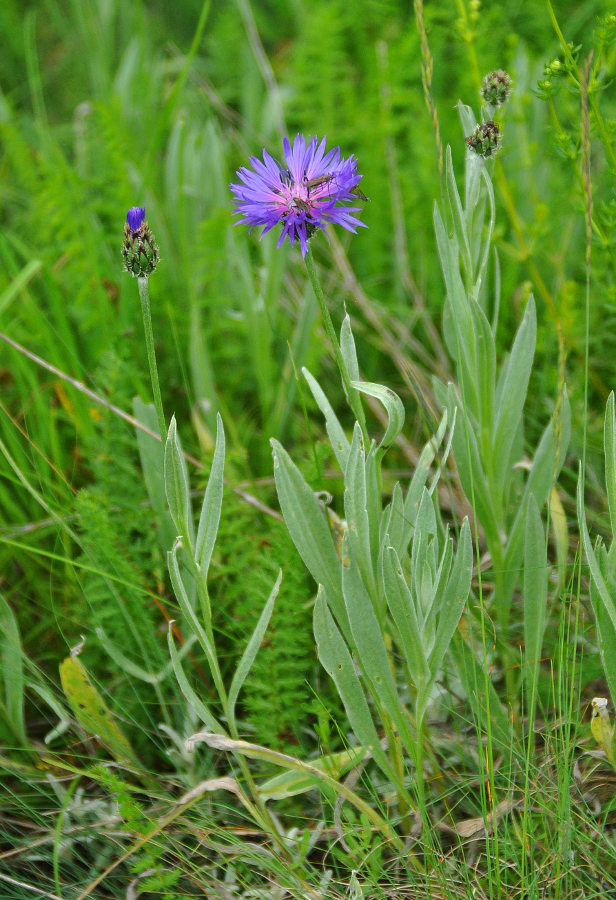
left=126, top=206, right=146, bottom=233
left=230, top=135, right=366, bottom=257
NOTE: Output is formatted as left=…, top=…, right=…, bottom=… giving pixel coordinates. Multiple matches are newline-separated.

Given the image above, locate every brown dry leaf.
left=438, top=795, right=519, bottom=839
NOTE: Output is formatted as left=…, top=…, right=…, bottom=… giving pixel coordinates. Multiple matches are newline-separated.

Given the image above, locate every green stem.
left=304, top=246, right=368, bottom=442
left=138, top=276, right=166, bottom=442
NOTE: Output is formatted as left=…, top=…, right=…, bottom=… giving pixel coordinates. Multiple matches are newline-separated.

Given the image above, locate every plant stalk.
left=138, top=276, right=166, bottom=442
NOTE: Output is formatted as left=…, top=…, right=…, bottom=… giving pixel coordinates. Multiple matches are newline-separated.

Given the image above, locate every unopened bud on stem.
left=122, top=206, right=160, bottom=278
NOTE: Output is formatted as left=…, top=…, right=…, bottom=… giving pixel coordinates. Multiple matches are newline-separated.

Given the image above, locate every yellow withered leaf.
left=591, top=697, right=614, bottom=763
left=59, top=655, right=136, bottom=764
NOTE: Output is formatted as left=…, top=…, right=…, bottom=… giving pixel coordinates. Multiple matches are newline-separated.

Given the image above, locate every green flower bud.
left=480, top=70, right=512, bottom=109
left=465, top=121, right=502, bottom=159
left=121, top=207, right=160, bottom=278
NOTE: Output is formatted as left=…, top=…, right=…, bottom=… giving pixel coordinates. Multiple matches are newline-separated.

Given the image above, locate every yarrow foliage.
left=122, top=207, right=159, bottom=278
left=230, top=134, right=367, bottom=257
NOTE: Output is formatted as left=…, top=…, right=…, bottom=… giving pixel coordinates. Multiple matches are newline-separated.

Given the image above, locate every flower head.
left=230, top=134, right=367, bottom=257
left=465, top=121, right=502, bottom=159
left=122, top=207, right=159, bottom=278
left=480, top=70, right=512, bottom=109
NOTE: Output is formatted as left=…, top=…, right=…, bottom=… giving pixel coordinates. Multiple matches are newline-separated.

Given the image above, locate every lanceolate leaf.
left=164, top=416, right=194, bottom=544
left=168, top=625, right=222, bottom=734
left=382, top=546, right=429, bottom=688
left=271, top=439, right=344, bottom=626
left=228, top=570, right=282, bottom=721
left=303, top=366, right=350, bottom=470
left=258, top=746, right=368, bottom=800
left=344, top=424, right=377, bottom=600
left=605, top=392, right=616, bottom=555
left=313, top=587, right=393, bottom=781
left=0, top=594, right=26, bottom=745
left=59, top=656, right=136, bottom=764
left=341, top=548, right=407, bottom=743
left=195, top=412, right=225, bottom=576
left=351, top=380, right=405, bottom=450
left=421, top=518, right=472, bottom=725
left=493, top=296, right=536, bottom=488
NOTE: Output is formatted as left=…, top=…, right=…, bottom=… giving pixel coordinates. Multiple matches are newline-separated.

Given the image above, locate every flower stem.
left=138, top=276, right=166, bottom=442
left=304, top=246, right=368, bottom=441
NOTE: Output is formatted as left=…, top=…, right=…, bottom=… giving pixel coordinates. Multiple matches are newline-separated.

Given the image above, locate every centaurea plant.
left=231, top=134, right=473, bottom=838
left=231, top=134, right=369, bottom=435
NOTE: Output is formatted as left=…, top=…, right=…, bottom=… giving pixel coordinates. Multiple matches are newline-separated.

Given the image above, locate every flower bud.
left=480, top=70, right=512, bottom=109
left=121, top=207, right=159, bottom=278
left=465, top=121, right=502, bottom=159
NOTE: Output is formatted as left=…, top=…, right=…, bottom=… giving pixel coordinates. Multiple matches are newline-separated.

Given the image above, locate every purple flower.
left=126, top=206, right=146, bottom=232
left=230, top=135, right=367, bottom=257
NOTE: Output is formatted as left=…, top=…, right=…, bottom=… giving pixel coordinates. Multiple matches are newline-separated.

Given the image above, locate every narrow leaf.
left=426, top=518, right=472, bottom=701
left=59, top=656, right=136, bottom=764
left=258, top=746, right=368, bottom=800
left=313, top=587, right=393, bottom=781
left=195, top=412, right=225, bottom=576
left=164, top=416, right=194, bottom=543
left=382, top=546, right=429, bottom=687
left=351, top=381, right=405, bottom=450
left=445, top=145, right=472, bottom=279
left=523, top=495, right=548, bottom=711
left=228, top=570, right=282, bottom=720
left=0, top=595, right=26, bottom=745
left=167, top=625, right=222, bottom=734
left=303, top=366, right=350, bottom=470
left=493, top=297, right=536, bottom=486
left=271, top=439, right=344, bottom=624
left=605, top=393, right=616, bottom=544
left=344, top=424, right=377, bottom=599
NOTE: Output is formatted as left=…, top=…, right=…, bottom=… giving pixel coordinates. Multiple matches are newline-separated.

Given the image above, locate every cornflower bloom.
left=230, top=134, right=366, bottom=257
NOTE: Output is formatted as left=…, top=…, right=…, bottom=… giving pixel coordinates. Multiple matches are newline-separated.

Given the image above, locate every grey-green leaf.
left=195, top=412, right=225, bottom=576
left=351, top=380, right=405, bottom=450
left=167, top=625, right=222, bottom=734
left=303, top=366, right=350, bottom=471
left=228, top=570, right=281, bottom=721
left=164, top=416, right=194, bottom=544
left=271, top=439, right=345, bottom=628
left=313, top=587, right=393, bottom=782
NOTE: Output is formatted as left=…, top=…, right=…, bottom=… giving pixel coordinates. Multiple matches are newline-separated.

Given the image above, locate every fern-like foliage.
left=212, top=493, right=315, bottom=754
left=73, top=349, right=172, bottom=759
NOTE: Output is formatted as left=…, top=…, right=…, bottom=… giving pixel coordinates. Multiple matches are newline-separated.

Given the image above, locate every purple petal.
left=126, top=206, right=146, bottom=231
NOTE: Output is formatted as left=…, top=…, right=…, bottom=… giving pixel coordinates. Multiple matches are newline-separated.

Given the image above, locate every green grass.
left=1, top=0, right=616, bottom=897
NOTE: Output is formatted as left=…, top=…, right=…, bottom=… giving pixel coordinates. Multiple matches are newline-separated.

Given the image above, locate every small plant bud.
left=121, top=207, right=160, bottom=278
left=465, top=121, right=502, bottom=159
left=480, top=69, right=512, bottom=108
